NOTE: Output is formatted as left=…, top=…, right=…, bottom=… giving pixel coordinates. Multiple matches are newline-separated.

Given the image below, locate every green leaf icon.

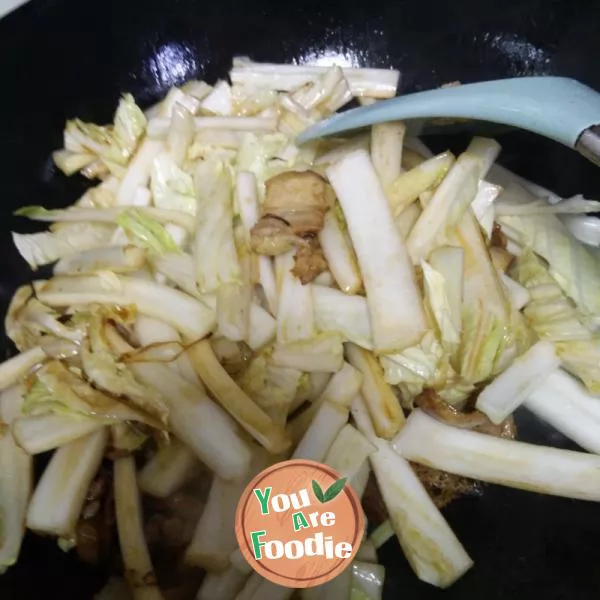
left=313, top=478, right=348, bottom=503
left=323, top=477, right=347, bottom=502
left=312, top=480, right=325, bottom=503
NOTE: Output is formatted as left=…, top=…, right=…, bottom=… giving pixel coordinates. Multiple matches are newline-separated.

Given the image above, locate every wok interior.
left=0, top=0, right=600, bottom=598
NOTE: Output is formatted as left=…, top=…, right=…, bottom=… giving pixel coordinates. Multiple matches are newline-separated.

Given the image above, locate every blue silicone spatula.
left=296, top=77, right=600, bottom=167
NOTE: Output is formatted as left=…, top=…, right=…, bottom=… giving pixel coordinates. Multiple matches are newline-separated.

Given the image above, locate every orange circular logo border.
left=235, top=459, right=365, bottom=588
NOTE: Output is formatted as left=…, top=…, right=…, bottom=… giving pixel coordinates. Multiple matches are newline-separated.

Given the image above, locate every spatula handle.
left=297, top=77, right=600, bottom=164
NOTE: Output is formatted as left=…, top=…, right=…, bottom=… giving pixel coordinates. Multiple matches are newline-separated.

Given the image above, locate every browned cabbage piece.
left=143, top=462, right=211, bottom=552
left=403, top=388, right=515, bottom=508
left=363, top=450, right=481, bottom=515
left=143, top=473, right=210, bottom=598
left=490, top=246, right=516, bottom=273
left=250, top=170, right=335, bottom=255
left=410, top=463, right=482, bottom=509
left=416, top=388, right=491, bottom=430
left=409, top=399, right=516, bottom=508
left=415, top=388, right=516, bottom=438
left=476, top=415, right=517, bottom=439
left=291, top=237, right=329, bottom=284
left=362, top=473, right=389, bottom=524
left=413, top=264, right=424, bottom=293
left=491, top=222, right=508, bottom=249
left=76, top=467, right=114, bottom=566
left=411, top=388, right=500, bottom=508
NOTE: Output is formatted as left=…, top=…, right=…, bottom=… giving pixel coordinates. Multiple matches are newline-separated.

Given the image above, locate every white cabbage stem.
left=27, top=428, right=108, bottom=537
left=370, top=520, right=395, bottom=550
left=327, top=150, right=426, bottom=353
left=163, top=86, right=203, bottom=115
left=54, top=245, right=146, bottom=276
left=476, top=340, right=560, bottom=424
left=200, top=81, right=233, bottom=116
left=193, top=159, right=243, bottom=293
left=235, top=573, right=293, bottom=600
left=346, top=343, right=404, bottom=439
left=166, top=103, right=194, bottom=166
left=395, top=202, right=421, bottom=239
left=114, top=453, right=164, bottom=600
left=500, top=272, right=530, bottom=310
left=371, top=122, right=405, bottom=188
left=351, top=397, right=472, bottom=588
left=187, top=339, right=290, bottom=454
left=355, top=539, right=378, bottom=563
left=138, top=440, right=197, bottom=498
left=18, top=205, right=195, bottom=231
left=287, top=361, right=362, bottom=442
left=185, top=474, right=245, bottom=572
left=0, top=346, right=46, bottom=391
left=561, top=214, right=600, bottom=247
left=350, top=460, right=370, bottom=499
left=301, top=565, right=352, bottom=600
left=150, top=252, right=199, bottom=297
left=312, top=285, right=372, bottom=349
left=197, top=565, right=249, bottom=600
left=217, top=283, right=251, bottom=343
left=276, top=250, right=316, bottom=343
left=314, top=134, right=370, bottom=168
left=407, top=152, right=481, bottom=263
left=236, top=170, right=278, bottom=314
left=185, top=449, right=269, bottom=571
left=36, top=275, right=215, bottom=340
left=428, top=246, right=464, bottom=335
left=323, top=424, right=375, bottom=494
left=135, top=315, right=202, bottom=387
left=292, top=401, right=349, bottom=462
left=318, top=210, right=362, bottom=295
left=447, top=208, right=510, bottom=383
left=386, top=151, right=455, bottom=216
left=394, top=409, right=600, bottom=502
left=0, top=387, right=32, bottom=572
left=106, top=327, right=252, bottom=481
left=524, top=369, right=600, bottom=455
left=229, top=548, right=253, bottom=575
left=134, top=361, right=251, bottom=480
left=470, top=181, right=501, bottom=238
left=230, top=58, right=399, bottom=98
left=352, top=561, right=385, bottom=600
left=247, top=303, right=277, bottom=351
left=12, top=414, right=103, bottom=454
left=270, top=333, right=344, bottom=373
left=421, top=261, right=460, bottom=347
left=117, top=139, right=164, bottom=206
left=147, top=116, right=278, bottom=138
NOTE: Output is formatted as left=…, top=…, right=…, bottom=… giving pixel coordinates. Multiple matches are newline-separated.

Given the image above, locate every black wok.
left=0, top=0, right=599, bottom=597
